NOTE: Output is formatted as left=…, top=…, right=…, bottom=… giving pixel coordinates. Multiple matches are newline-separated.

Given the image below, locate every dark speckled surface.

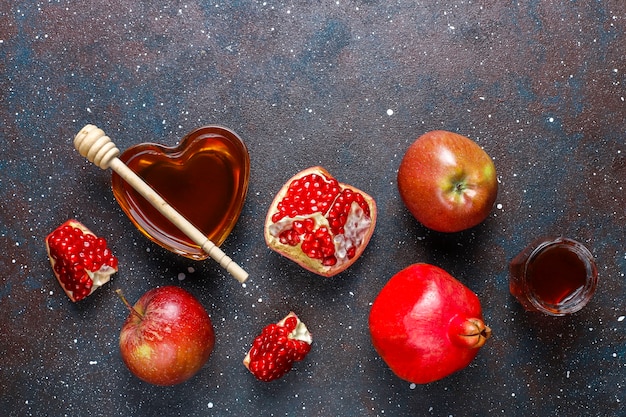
left=1, top=1, right=625, bottom=416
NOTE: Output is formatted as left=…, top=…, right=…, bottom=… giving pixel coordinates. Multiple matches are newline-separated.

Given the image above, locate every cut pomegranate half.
left=264, top=166, right=377, bottom=277
left=45, top=219, right=118, bottom=302
left=243, top=312, right=312, bottom=382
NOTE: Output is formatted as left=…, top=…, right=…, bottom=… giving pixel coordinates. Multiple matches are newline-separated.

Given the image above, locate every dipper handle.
left=73, top=124, right=249, bottom=283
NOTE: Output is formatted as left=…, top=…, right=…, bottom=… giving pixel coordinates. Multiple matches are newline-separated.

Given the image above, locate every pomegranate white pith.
left=265, top=166, right=377, bottom=277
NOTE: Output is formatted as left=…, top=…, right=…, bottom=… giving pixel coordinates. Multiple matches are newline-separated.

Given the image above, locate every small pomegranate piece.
left=265, top=166, right=377, bottom=277
left=243, top=312, right=312, bottom=382
left=369, top=263, right=492, bottom=384
left=45, top=219, right=118, bottom=302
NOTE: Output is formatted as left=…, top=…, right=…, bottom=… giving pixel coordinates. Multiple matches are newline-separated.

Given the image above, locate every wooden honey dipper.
left=73, top=124, right=249, bottom=283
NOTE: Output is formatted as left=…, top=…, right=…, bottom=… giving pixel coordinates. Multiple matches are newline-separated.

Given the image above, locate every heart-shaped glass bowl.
left=111, top=126, right=250, bottom=260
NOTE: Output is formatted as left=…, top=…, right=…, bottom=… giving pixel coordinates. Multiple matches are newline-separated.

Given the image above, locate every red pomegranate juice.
left=509, top=237, right=597, bottom=316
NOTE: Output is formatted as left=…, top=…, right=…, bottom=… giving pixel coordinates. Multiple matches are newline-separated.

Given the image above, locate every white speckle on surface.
left=177, top=272, right=186, bottom=281
left=208, top=402, right=213, bottom=409
left=618, top=316, right=625, bottom=322
left=409, top=383, right=416, bottom=389
left=89, top=361, right=97, bottom=365
left=548, top=117, right=554, bottom=122
left=496, top=203, right=503, bottom=210
left=386, top=109, right=393, bottom=116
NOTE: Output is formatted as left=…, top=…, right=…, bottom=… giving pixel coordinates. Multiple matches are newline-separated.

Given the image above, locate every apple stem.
left=115, top=289, right=144, bottom=321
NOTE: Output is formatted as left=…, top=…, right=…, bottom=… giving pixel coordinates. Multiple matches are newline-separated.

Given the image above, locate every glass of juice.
left=509, top=237, right=598, bottom=316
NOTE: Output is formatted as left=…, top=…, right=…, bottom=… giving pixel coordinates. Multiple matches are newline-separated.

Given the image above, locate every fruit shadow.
left=403, top=214, right=498, bottom=272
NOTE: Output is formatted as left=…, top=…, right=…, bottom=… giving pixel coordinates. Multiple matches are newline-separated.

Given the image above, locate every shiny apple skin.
left=397, top=130, right=498, bottom=233
left=119, top=286, right=215, bottom=386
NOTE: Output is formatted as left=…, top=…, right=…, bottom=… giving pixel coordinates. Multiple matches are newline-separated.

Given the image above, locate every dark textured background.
left=1, top=1, right=625, bottom=416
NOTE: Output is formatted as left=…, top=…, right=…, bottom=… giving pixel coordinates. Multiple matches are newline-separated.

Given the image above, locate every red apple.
left=117, top=286, right=215, bottom=386
left=397, top=130, right=498, bottom=232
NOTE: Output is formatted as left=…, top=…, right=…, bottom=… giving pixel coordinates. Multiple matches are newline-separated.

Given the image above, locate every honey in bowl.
left=509, top=237, right=598, bottom=316
left=111, top=126, right=250, bottom=260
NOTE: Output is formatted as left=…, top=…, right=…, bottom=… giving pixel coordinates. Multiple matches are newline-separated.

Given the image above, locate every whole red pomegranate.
left=369, top=263, right=491, bottom=384
left=264, top=166, right=377, bottom=277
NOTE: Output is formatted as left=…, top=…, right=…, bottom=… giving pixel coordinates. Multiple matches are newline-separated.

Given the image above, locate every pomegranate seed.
left=271, top=173, right=341, bottom=222
left=283, top=316, right=297, bottom=331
